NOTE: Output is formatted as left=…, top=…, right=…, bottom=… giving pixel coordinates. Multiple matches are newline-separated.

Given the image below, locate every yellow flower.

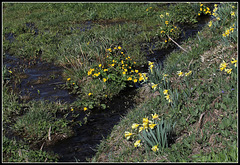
left=127, top=77, right=132, bottom=81
left=8, top=70, right=12, bottom=74
left=84, top=107, right=88, bottom=111
left=112, top=63, right=115, bottom=67
left=208, top=21, right=212, bottom=27
left=231, top=58, right=237, bottom=67
left=163, top=89, right=168, bottom=95
left=225, top=68, right=232, bottom=74
left=107, top=48, right=112, bottom=52
left=165, top=40, right=167, bottom=43
left=67, top=78, right=71, bottom=81
left=165, top=95, right=172, bottom=103
left=134, top=140, right=141, bottom=148
left=143, top=117, right=149, bottom=124
left=104, top=69, right=108, bottom=72
left=219, top=61, right=228, bottom=71
left=160, top=14, right=164, bottom=18
left=151, top=83, right=158, bottom=90
left=125, top=131, right=134, bottom=140
left=103, top=78, right=107, bottom=82
left=123, top=71, right=126, bottom=75
left=165, top=21, right=169, bottom=25
left=72, top=82, right=75, bottom=85
left=151, top=145, right=159, bottom=152
left=185, top=70, right=192, bottom=77
left=132, top=123, right=140, bottom=129
left=139, top=126, right=143, bottom=132
left=161, top=30, right=165, bottom=34
left=177, top=71, right=184, bottom=77
left=118, top=46, right=122, bottom=49
left=166, top=12, right=169, bottom=16
left=133, top=79, right=138, bottom=83
left=231, top=11, right=235, bottom=16
left=151, top=113, right=159, bottom=120
left=121, top=52, right=124, bottom=54
left=71, top=108, right=74, bottom=111
left=149, top=123, right=157, bottom=129
left=99, top=64, right=102, bottom=67
left=135, top=70, right=139, bottom=73
left=88, top=93, right=93, bottom=96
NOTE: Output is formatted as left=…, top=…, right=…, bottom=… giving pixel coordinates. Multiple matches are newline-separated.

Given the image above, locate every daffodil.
left=185, top=70, right=192, bottom=77
left=125, top=131, right=134, bottom=140
left=149, top=123, right=157, bottom=129
left=225, top=68, right=232, bottom=74
left=139, top=126, right=143, bottom=132
left=220, top=61, right=228, bottom=71
left=177, top=71, right=184, bottom=77
left=151, top=83, right=158, bottom=90
left=231, top=58, right=237, bottom=67
left=132, top=123, right=140, bottom=129
left=163, top=89, right=168, bottom=95
left=151, top=145, right=159, bottom=152
left=134, top=140, right=141, bottom=148
left=151, top=113, right=159, bottom=120
left=165, top=21, right=169, bottom=25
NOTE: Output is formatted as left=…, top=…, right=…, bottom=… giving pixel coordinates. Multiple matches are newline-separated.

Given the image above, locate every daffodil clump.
left=125, top=113, right=176, bottom=153
left=125, top=113, right=160, bottom=150
left=219, top=58, right=237, bottom=75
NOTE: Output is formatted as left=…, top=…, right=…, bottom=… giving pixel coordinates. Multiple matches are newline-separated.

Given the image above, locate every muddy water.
left=3, top=13, right=212, bottom=162
left=4, top=54, right=77, bottom=103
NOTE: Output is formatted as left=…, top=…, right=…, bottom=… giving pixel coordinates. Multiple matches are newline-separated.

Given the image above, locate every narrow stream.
left=3, top=13, right=212, bottom=162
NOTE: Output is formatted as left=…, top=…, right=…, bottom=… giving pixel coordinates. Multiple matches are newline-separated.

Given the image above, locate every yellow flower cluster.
left=219, top=58, right=237, bottom=74
left=125, top=113, right=161, bottom=149
left=177, top=70, right=192, bottom=77
left=212, top=4, right=220, bottom=20
left=148, top=61, right=154, bottom=73
left=198, top=3, right=211, bottom=16
left=222, top=24, right=235, bottom=37
left=163, top=89, right=172, bottom=103
left=146, top=6, right=152, bottom=12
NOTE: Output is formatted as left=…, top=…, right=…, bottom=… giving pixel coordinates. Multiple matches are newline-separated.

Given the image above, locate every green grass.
left=2, top=2, right=238, bottom=162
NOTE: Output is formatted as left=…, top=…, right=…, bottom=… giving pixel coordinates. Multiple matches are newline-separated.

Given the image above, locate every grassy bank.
left=2, top=2, right=238, bottom=162
left=90, top=2, right=238, bottom=162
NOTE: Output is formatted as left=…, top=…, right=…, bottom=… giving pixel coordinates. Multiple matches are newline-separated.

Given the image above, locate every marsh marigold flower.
left=84, top=107, right=88, bottom=111
left=67, top=78, right=71, bottom=81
